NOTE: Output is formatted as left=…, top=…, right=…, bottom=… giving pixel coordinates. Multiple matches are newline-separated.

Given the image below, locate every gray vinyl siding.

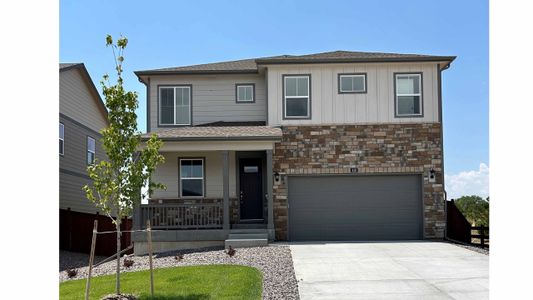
left=151, top=151, right=237, bottom=199
left=266, top=62, right=440, bottom=126
left=59, top=68, right=108, bottom=214
left=148, top=74, right=267, bottom=130
left=60, top=68, right=108, bottom=132
left=59, top=115, right=105, bottom=173
left=60, top=172, right=102, bottom=214
left=59, top=115, right=106, bottom=214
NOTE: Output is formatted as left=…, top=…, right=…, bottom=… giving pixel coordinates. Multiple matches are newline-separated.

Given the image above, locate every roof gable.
left=59, top=63, right=108, bottom=122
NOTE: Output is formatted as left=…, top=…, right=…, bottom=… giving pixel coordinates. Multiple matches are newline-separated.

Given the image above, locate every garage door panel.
left=288, top=175, right=422, bottom=241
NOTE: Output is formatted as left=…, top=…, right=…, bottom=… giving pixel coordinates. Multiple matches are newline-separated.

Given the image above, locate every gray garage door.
left=288, top=175, right=422, bottom=241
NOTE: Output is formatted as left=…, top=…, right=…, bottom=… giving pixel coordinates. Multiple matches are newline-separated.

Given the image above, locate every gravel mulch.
left=60, top=250, right=106, bottom=271
left=59, top=245, right=299, bottom=300
left=446, top=240, right=489, bottom=255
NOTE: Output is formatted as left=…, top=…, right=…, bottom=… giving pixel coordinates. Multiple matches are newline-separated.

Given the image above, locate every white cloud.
left=445, top=163, right=489, bottom=200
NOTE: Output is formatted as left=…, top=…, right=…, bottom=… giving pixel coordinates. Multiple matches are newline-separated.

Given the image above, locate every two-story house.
left=59, top=63, right=130, bottom=255
left=132, top=51, right=455, bottom=254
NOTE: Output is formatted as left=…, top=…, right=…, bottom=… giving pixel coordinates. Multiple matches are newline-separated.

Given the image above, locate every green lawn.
left=60, top=264, right=262, bottom=300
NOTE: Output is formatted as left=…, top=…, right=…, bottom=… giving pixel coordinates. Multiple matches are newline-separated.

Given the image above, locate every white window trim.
left=87, top=136, right=95, bottom=165
left=159, top=86, right=192, bottom=126
left=339, top=74, right=366, bottom=93
left=283, top=75, right=310, bottom=119
left=59, top=123, right=64, bottom=156
left=179, top=158, right=205, bottom=198
left=395, top=73, right=423, bottom=117
left=236, top=84, right=254, bottom=102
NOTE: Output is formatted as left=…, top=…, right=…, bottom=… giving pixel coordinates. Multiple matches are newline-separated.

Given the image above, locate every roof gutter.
left=140, top=135, right=282, bottom=142
left=134, top=69, right=259, bottom=77
left=256, top=56, right=457, bottom=65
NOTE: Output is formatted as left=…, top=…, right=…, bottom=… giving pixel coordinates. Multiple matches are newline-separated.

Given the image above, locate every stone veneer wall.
left=272, top=123, right=445, bottom=241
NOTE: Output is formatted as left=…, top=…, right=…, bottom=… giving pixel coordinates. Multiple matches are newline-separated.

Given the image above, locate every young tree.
left=84, top=35, right=165, bottom=295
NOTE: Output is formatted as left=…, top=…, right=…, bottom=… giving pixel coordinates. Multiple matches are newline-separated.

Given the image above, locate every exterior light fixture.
left=429, top=168, right=436, bottom=183
left=274, top=171, right=280, bottom=182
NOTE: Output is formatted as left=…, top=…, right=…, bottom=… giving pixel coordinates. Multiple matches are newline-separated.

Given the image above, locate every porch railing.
left=139, top=203, right=223, bottom=229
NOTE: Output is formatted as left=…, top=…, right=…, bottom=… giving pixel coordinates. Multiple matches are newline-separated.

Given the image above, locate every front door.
left=239, top=158, right=263, bottom=220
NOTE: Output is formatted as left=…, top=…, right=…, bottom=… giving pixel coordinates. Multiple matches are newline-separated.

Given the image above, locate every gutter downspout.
left=439, top=63, right=448, bottom=239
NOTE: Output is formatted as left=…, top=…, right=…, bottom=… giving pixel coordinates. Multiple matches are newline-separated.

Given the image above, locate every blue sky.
left=60, top=0, right=488, bottom=198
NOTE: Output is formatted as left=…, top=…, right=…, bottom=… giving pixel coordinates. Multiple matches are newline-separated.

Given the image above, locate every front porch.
left=133, top=126, right=281, bottom=254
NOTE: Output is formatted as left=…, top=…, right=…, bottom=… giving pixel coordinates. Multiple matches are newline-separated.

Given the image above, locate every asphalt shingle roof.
left=141, top=126, right=282, bottom=141
left=60, top=63, right=83, bottom=71
left=135, top=50, right=455, bottom=75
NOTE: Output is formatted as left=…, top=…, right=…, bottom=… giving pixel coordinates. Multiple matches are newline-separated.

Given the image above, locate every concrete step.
left=229, top=228, right=269, bottom=234
left=225, top=238, right=268, bottom=249
left=228, top=233, right=268, bottom=239
left=231, top=223, right=267, bottom=230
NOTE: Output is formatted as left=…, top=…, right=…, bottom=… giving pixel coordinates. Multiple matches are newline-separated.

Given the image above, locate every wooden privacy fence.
left=139, top=203, right=223, bottom=229
left=471, top=225, right=489, bottom=248
left=59, top=208, right=132, bottom=256
left=446, top=200, right=489, bottom=248
left=446, top=200, right=472, bottom=244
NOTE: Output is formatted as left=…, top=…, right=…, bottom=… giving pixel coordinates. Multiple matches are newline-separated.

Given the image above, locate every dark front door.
left=239, top=158, right=263, bottom=220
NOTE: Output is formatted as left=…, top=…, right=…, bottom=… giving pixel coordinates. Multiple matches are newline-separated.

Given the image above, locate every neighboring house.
left=59, top=63, right=130, bottom=255
left=59, top=63, right=108, bottom=213
left=132, top=51, right=455, bottom=254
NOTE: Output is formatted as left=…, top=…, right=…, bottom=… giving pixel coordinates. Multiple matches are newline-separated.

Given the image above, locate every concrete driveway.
left=290, top=241, right=488, bottom=299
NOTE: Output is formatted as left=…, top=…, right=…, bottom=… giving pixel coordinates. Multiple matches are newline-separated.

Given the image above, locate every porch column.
left=133, top=205, right=141, bottom=230
left=133, top=186, right=142, bottom=230
left=266, top=150, right=274, bottom=237
left=222, top=150, right=230, bottom=230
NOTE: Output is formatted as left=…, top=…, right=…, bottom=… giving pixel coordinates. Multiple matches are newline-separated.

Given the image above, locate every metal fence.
left=139, top=203, right=223, bottom=229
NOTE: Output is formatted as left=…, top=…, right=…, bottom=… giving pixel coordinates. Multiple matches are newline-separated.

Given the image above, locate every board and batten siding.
left=266, top=63, right=440, bottom=126
left=59, top=68, right=108, bottom=132
left=151, top=151, right=237, bottom=199
left=148, top=74, right=267, bottom=130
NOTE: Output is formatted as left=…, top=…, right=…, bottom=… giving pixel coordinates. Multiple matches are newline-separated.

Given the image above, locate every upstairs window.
left=338, top=73, right=366, bottom=93
left=87, top=136, right=95, bottom=165
left=180, top=158, right=204, bottom=197
left=59, top=123, right=64, bottom=155
left=283, top=75, right=310, bottom=119
left=236, top=84, right=255, bottom=102
left=395, top=73, right=423, bottom=117
left=159, top=86, right=192, bottom=125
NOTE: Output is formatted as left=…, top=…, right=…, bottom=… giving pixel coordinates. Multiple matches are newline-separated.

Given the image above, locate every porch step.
left=231, top=223, right=267, bottom=229
left=228, top=233, right=268, bottom=239
left=225, top=238, right=268, bottom=249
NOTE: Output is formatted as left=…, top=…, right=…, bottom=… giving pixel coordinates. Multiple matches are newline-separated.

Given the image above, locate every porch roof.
left=140, top=126, right=282, bottom=142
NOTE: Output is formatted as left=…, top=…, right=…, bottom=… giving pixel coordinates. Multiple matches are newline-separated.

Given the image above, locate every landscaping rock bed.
left=60, top=250, right=106, bottom=271
left=446, top=240, right=489, bottom=255
left=60, top=245, right=299, bottom=300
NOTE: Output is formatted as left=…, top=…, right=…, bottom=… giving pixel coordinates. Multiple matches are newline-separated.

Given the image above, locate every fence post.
left=480, top=225, right=485, bottom=248
left=147, top=219, right=154, bottom=296
left=85, top=220, right=98, bottom=300
left=67, top=207, right=72, bottom=251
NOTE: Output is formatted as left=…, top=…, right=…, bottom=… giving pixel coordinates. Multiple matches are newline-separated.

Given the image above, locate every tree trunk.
left=116, top=217, right=121, bottom=295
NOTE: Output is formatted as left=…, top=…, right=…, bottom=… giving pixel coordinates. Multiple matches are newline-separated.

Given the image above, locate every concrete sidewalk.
left=290, top=241, right=488, bottom=299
